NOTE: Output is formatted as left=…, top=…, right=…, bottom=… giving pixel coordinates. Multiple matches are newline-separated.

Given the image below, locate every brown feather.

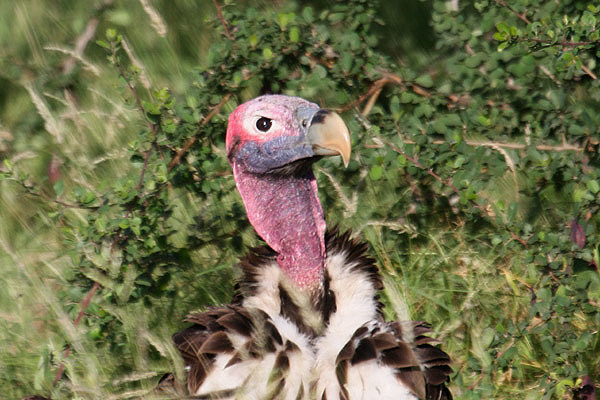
left=335, top=340, right=355, bottom=363
left=371, top=332, right=400, bottom=351
left=275, top=351, right=290, bottom=372
left=381, top=342, right=420, bottom=369
left=315, top=268, right=337, bottom=324
left=187, top=356, right=212, bottom=394
left=279, top=285, right=317, bottom=337
left=350, top=338, right=378, bottom=365
left=225, top=352, right=243, bottom=368
left=216, top=310, right=253, bottom=336
left=168, top=229, right=453, bottom=399
left=199, top=331, right=233, bottom=354
left=396, top=368, right=427, bottom=400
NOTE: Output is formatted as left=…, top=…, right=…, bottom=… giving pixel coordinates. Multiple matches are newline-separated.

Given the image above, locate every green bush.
left=1, top=0, right=599, bottom=398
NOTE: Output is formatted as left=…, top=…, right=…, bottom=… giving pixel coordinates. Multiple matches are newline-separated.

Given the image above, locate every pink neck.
left=233, top=165, right=326, bottom=289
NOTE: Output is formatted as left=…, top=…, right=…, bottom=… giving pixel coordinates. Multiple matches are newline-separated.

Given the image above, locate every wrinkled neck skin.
left=233, top=163, right=326, bottom=290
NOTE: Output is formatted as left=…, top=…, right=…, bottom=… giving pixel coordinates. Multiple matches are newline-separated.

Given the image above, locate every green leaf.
left=496, top=22, right=509, bottom=34
left=329, top=12, right=345, bottom=23
left=477, top=114, right=491, bottom=126
left=341, top=53, right=353, bottom=72
left=453, top=155, right=466, bottom=168
left=493, top=32, right=507, bottom=41
left=53, top=180, right=64, bottom=196
left=582, top=11, right=596, bottom=26
left=302, top=6, right=314, bottom=22
left=278, top=13, right=290, bottom=29
left=2, top=159, right=13, bottom=170
left=96, top=39, right=110, bottom=49
left=106, top=28, right=117, bottom=41
left=587, top=180, right=599, bottom=194
left=397, top=154, right=406, bottom=167
left=497, top=41, right=509, bottom=51
left=249, top=33, right=258, bottom=47
left=314, top=65, right=327, bottom=79
left=289, top=27, right=300, bottom=43
left=262, top=47, right=273, bottom=60
left=369, top=165, right=383, bottom=180
left=415, top=74, right=433, bottom=88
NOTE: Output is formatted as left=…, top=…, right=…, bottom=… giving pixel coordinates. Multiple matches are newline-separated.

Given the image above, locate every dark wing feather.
left=172, top=305, right=254, bottom=395
left=337, top=320, right=452, bottom=400
left=405, top=323, right=453, bottom=400
left=166, top=228, right=452, bottom=399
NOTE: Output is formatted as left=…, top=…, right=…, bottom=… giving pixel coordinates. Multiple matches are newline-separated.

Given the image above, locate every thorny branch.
left=367, top=138, right=584, bottom=153
left=50, top=38, right=163, bottom=386
left=494, top=0, right=599, bottom=80
left=384, top=138, right=531, bottom=248
left=495, top=0, right=531, bottom=24
left=212, top=0, right=233, bottom=40
left=523, top=38, right=600, bottom=80
left=114, top=60, right=159, bottom=192
left=527, top=37, right=600, bottom=48
left=339, top=70, right=432, bottom=114
left=168, top=93, right=232, bottom=172
left=355, top=96, right=532, bottom=249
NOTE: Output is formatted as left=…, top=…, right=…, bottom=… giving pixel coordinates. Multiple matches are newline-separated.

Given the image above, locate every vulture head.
left=226, top=95, right=351, bottom=290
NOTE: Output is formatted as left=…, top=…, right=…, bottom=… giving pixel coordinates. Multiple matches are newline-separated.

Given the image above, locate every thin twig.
left=380, top=137, right=530, bottom=248
left=5, top=177, right=100, bottom=210
left=136, top=146, right=154, bottom=192
left=62, top=0, right=114, bottom=75
left=121, top=38, right=152, bottom=90
left=365, top=137, right=584, bottom=153
left=361, top=85, right=383, bottom=116
left=212, top=0, right=233, bottom=40
left=53, top=281, right=101, bottom=386
left=339, top=70, right=431, bottom=114
left=581, top=64, right=598, bottom=80
left=116, top=64, right=147, bottom=123
left=62, top=18, right=99, bottom=75
left=340, top=78, right=389, bottom=113
left=114, top=62, right=158, bottom=191
left=495, top=0, right=531, bottom=24
left=168, top=93, right=232, bottom=171
left=526, top=37, right=600, bottom=48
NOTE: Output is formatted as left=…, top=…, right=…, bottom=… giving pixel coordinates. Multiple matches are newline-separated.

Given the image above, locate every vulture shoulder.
left=167, top=230, right=452, bottom=400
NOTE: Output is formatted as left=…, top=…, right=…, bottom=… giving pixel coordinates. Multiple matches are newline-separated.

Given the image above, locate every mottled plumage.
left=167, top=95, right=452, bottom=399
left=171, top=231, right=451, bottom=399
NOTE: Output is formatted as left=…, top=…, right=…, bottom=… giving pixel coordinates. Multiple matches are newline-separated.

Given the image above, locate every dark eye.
left=256, top=117, right=272, bottom=132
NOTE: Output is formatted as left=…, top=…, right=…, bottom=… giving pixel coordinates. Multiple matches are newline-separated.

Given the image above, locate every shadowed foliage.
left=1, top=0, right=599, bottom=399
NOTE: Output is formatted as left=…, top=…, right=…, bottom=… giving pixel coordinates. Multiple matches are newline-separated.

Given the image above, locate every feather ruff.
left=168, top=230, right=452, bottom=399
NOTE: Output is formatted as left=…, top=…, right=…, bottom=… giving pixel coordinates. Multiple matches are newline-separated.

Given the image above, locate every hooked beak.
left=306, top=110, right=351, bottom=167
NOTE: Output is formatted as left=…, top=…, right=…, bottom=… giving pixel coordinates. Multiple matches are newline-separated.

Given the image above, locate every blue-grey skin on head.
left=225, top=95, right=350, bottom=288
left=227, top=95, right=350, bottom=175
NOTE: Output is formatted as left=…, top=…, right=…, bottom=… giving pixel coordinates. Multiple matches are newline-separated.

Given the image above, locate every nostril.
left=301, top=119, right=308, bottom=128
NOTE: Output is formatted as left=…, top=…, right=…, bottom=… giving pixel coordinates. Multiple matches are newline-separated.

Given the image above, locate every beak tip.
left=308, top=110, right=352, bottom=167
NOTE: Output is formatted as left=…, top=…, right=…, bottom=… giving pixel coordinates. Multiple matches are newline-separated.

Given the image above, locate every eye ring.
left=256, top=117, right=273, bottom=132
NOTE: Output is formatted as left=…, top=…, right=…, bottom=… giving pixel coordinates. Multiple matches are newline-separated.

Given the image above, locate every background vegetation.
left=1, top=0, right=599, bottom=399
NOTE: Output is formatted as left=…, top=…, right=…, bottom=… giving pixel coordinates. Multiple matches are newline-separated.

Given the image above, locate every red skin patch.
left=227, top=95, right=326, bottom=289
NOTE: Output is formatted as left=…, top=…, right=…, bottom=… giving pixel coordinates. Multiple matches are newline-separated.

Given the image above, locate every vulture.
left=170, top=95, right=452, bottom=399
